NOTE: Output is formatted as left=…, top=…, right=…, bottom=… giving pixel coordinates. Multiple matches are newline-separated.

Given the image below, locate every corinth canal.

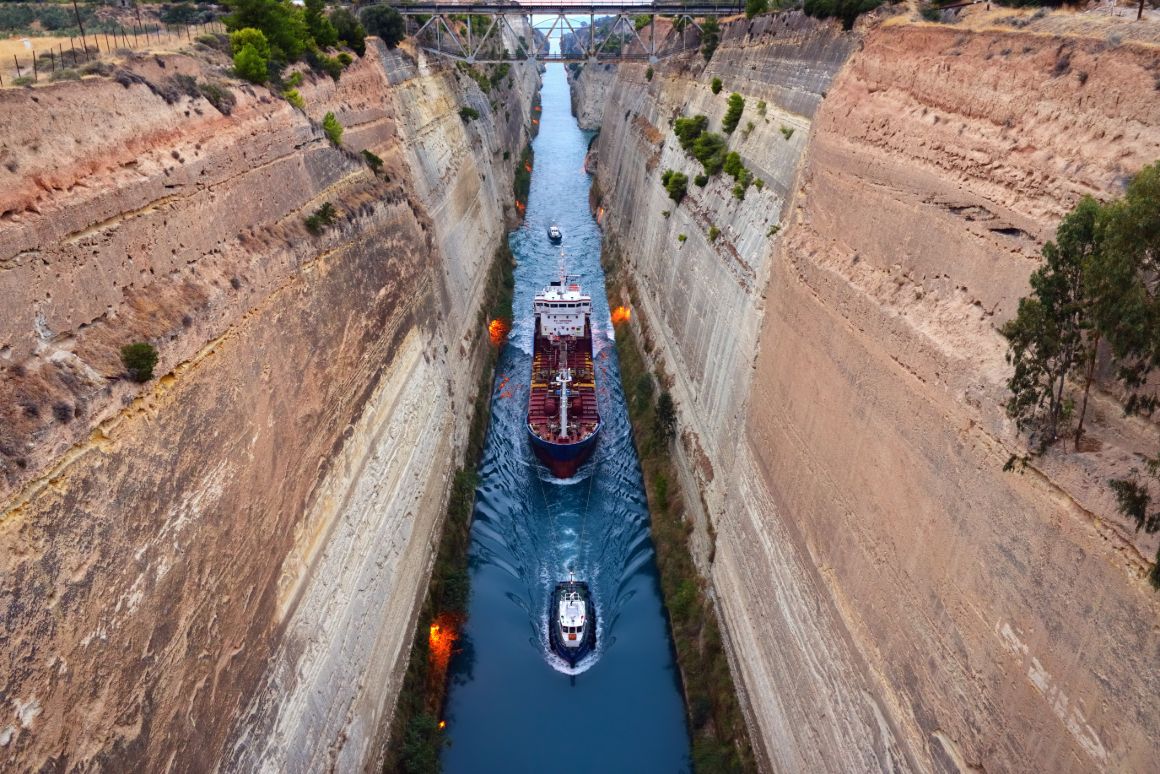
left=440, top=63, right=692, bottom=771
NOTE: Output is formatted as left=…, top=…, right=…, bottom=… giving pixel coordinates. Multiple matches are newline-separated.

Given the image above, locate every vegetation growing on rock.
left=362, top=149, right=384, bottom=173
left=722, top=93, right=745, bottom=134
left=804, top=0, right=887, bottom=31
left=662, top=169, right=688, bottom=203
left=121, top=343, right=158, bottom=383
left=1003, top=161, right=1160, bottom=584
left=304, top=201, right=338, bottom=234
left=701, top=18, right=720, bottom=61
left=604, top=248, right=757, bottom=773
left=322, top=112, right=343, bottom=145
left=230, top=27, right=271, bottom=83
left=361, top=4, right=405, bottom=47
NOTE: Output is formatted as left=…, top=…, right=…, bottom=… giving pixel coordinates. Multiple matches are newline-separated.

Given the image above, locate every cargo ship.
left=526, top=271, right=600, bottom=477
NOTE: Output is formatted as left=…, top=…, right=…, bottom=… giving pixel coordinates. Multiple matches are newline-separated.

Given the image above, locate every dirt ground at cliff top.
left=897, top=4, right=1160, bottom=44
left=2, top=26, right=215, bottom=85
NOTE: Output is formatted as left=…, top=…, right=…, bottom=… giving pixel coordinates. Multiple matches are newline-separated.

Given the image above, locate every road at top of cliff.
left=440, top=64, right=691, bottom=772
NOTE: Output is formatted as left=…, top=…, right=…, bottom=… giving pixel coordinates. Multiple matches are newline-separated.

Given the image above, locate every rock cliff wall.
left=585, top=10, right=1160, bottom=772
left=0, top=38, right=537, bottom=770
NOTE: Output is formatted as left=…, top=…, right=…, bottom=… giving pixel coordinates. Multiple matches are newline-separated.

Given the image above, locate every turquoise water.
left=440, top=64, right=692, bottom=773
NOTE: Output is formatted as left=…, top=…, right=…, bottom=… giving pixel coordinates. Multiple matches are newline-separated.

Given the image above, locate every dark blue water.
left=440, top=65, right=691, bottom=773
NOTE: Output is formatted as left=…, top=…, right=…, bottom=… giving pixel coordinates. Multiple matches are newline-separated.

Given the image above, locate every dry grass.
left=2, top=26, right=215, bottom=87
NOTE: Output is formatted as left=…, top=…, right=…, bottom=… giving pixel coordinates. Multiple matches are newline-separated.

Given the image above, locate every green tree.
left=674, top=114, right=709, bottom=152
left=322, top=111, right=343, bottom=145
left=710, top=77, right=722, bottom=95
left=330, top=8, right=366, bottom=56
left=121, top=343, right=158, bottom=383
left=722, top=92, right=745, bottom=134
left=304, top=0, right=337, bottom=49
left=661, top=169, right=688, bottom=203
left=230, top=27, right=271, bottom=60
left=361, top=5, right=405, bottom=48
left=224, top=0, right=309, bottom=62
left=1001, top=198, right=1102, bottom=450
left=234, top=43, right=269, bottom=83
left=701, top=18, right=720, bottom=61
left=691, top=132, right=727, bottom=176
left=1088, top=162, right=1160, bottom=559
left=746, top=0, right=770, bottom=18
left=722, top=151, right=744, bottom=180
left=1087, top=162, right=1160, bottom=416
left=803, top=0, right=886, bottom=31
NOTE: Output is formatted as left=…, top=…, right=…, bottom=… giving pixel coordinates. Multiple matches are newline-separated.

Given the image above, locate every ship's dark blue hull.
left=527, top=424, right=600, bottom=478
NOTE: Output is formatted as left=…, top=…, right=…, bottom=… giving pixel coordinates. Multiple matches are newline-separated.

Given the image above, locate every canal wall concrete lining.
left=0, top=34, right=538, bottom=771
left=584, top=9, right=1160, bottom=772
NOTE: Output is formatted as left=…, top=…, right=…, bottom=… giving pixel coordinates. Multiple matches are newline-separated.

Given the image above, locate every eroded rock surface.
left=0, top=38, right=537, bottom=771
left=586, top=10, right=1160, bottom=772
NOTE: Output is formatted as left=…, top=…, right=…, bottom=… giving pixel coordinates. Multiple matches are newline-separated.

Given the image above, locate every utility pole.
left=72, top=0, right=89, bottom=54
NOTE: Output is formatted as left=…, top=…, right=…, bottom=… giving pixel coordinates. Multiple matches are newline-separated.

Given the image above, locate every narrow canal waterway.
left=441, top=64, right=691, bottom=772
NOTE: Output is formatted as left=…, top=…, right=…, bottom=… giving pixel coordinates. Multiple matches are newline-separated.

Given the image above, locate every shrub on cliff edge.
left=804, top=0, right=887, bottom=31
left=232, top=47, right=266, bottom=83
left=722, top=92, right=745, bottom=134
left=121, top=343, right=158, bottom=383
left=230, top=27, right=271, bottom=83
left=361, top=5, right=405, bottom=48
left=710, top=77, right=722, bottom=94
left=322, top=111, right=343, bottom=145
left=223, top=0, right=310, bottom=62
left=329, top=8, right=366, bottom=56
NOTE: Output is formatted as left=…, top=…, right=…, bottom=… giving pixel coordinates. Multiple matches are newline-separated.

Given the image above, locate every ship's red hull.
left=526, top=319, right=601, bottom=477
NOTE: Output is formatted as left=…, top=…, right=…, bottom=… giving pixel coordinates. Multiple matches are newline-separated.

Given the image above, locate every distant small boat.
left=548, top=573, right=596, bottom=666
left=547, top=224, right=563, bottom=243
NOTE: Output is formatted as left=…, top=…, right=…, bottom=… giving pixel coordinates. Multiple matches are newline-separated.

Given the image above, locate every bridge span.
left=378, top=1, right=744, bottom=64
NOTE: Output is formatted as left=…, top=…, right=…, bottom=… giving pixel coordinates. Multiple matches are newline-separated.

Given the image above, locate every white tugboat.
left=549, top=572, right=596, bottom=666
left=547, top=224, right=563, bottom=243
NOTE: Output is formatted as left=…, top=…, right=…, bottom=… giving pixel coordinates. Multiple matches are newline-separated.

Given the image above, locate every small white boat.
left=547, top=224, right=563, bottom=243
left=549, top=573, right=595, bottom=666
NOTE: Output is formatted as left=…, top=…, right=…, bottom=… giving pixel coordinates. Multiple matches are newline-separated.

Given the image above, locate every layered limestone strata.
left=567, top=61, right=617, bottom=131
left=0, top=37, right=537, bottom=770
left=586, top=10, right=1160, bottom=772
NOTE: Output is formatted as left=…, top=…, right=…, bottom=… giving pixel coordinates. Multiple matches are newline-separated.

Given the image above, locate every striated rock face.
left=0, top=39, right=537, bottom=770
left=567, top=61, right=618, bottom=131
left=588, top=10, right=1160, bottom=772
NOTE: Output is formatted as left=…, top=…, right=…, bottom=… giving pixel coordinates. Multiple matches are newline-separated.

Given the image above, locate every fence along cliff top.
left=382, top=1, right=743, bottom=63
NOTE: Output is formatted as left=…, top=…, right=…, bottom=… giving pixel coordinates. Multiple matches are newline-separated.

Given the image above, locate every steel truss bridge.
left=380, top=2, right=744, bottom=64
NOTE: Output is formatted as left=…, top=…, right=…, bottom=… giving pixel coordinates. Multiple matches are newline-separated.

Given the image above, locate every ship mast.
left=556, top=342, right=571, bottom=440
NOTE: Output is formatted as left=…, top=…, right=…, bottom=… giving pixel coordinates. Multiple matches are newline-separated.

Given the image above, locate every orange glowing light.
left=439, top=720, right=447, bottom=730
left=532, top=119, right=540, bottom=125
left=428, top=614, right=459, bottom=674
left=611, top=306, right=632, bottom=325
left=524, top=162, right=533, bottom=172
left=488, top=318, right=510, bottom=346
left=596, top=206, right=606, bottom=224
